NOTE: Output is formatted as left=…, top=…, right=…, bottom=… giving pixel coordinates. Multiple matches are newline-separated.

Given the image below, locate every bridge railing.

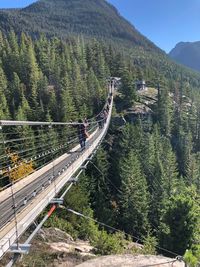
left=0, top=86, right=114, bottom=260
left=0, top=119, right=99, bottom=191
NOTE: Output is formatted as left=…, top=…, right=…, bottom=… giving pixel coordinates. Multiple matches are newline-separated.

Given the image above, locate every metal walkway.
left=0, top=88, right=113, bottom=259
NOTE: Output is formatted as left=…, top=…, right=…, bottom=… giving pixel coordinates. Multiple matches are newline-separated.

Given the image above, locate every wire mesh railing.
left=0, top=84, right=114, bottom=262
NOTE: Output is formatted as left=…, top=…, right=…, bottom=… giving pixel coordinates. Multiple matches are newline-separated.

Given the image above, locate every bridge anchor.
left=50, top=198, right=64, bottom=204
left=9, top=244, right=31, bottom=254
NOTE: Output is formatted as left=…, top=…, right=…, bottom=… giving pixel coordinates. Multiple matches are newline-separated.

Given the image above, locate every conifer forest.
left=0, top=1, right=199, bottom=265
left=0, top=30, right=199, bottom=264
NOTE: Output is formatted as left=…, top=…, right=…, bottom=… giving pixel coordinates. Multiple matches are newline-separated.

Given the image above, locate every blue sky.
left=0, top=0, right=199, bottom=53
left=0, top=0, right=37, bottom=9
left=108, top=0, right=200, bottom=52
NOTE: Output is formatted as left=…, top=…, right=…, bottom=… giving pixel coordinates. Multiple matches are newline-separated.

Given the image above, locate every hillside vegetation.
left=1, top=0, right=200, bottom=87
left=0, top=31, right=199, bottom=265
left=0, top=0, right=159, bottom=53
left=0, top=0, right=199, bottom=266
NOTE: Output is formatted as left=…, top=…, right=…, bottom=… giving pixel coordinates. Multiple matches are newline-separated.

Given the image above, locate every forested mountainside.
left=0, top=1, right=200, bottom=266
left=1, top=0, right=200, bottom=86
left=169, top=41, right=200, bottom=72
left=0, top=0, right=159, bottom=53
left=0, top=31, right=199, bottom=266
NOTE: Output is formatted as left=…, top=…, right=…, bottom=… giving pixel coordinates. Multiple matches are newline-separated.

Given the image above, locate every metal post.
left=47, top=125, right=57, bottom=195
left=25, top=205, right=56, bottom=244
left=0, top=126, right=19, bottom=249
left=7, top=205, right=56, bottom=267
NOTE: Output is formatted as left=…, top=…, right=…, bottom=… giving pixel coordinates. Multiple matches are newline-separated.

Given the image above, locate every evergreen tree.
left=0, top=65, right=8, bottom=95
left=160, top=138, right=178, bottom=199
left=23, top=40, right=40, bottom=109
left=35, top=35, right=51, bottom=77
left=87, top=67, right=102, bottom=113
left=159, top=194, right=198, bottom=255
left=9, top=72, right=23, bottom=117
left=15, top=98, right=36, bottom=164
left=60, top=75, right=77, bottom=122
left=86, top=148, right=113, bottom=225
left=156, top=85, right=172, bottom=136
left=120, top=68, right=136, bottom=107
left=3, top=31, right=20, bottom=80
left=0, top=66, right=10, bottom=119
left=118, top=150, right=149, bottom=237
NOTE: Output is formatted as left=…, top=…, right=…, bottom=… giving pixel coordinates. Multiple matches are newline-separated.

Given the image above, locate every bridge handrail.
left=0, top=85, right=114, bottom=260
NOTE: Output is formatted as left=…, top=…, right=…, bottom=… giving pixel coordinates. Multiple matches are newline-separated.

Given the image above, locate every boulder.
left=38, top=227, right=74, bottom=243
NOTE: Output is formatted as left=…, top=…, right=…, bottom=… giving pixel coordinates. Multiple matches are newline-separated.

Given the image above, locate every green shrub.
left=142, top=233, right=158, bottom=255
left=184, top=245, right=200, bottom=267
left=184, top=250, right=198, bottom=267
left=91, top=230, right=125, bottom=255
left=44, top=213, right=78, bottom=239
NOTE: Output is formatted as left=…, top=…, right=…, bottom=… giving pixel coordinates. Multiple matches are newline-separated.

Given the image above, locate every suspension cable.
left=65, top=207, right=180, bottom=258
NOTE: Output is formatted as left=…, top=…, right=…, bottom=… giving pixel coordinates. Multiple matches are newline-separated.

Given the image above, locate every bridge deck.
left=0, top=96, right=112, bottom=259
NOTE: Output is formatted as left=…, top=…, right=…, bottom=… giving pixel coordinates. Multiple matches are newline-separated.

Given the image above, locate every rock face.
left=0, top=227, right=186, bottom=267
left=40, top=227, right=95, bottom=257
left=39, top=227, right=74, bottom=242
left=48, top=240, right=94, bottom=257
left=76, top=255, right=185, bottom=267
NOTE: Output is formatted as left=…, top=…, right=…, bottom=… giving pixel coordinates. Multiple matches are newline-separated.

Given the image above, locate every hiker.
left=106, top=103, right=110, bottom=112
left=97, top=112, right=104, bottom=129
left=103, top=109, right=108, bottom=123
left=84, top=117, right=89, bottom=128
left=77, top=119, right=89, bottom=150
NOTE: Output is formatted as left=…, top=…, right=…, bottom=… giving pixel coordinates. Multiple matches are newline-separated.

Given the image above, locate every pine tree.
left=0, top=66, right=10, bottom=119
left=35, top=35, right=51, bottom=77
left=0, top=30, right=5, bottom=57
left=23, top=40, right=40, bottom=109
left=15, top=97, right=36, bottom=164
left=86, top=148, right=113, bottom=225
left=156, top=85, right=172, bottom=136
left=87, top=67, right=102, bottom=113
left=60, top=75, right=77, bottom=122
left=118, top=150, right=149, bottom=237
left=3, top=31, right=20, bottom=79
left=48, top=90, right=58, bottom=121
left=37, top=72, right=49, bottom=119
left=16, top=94, right=31, bottom=121
left=159, top=193, right=198, bottom=255
left=120, top=68, right=136, bottom=107
left=9, top=72, right=22, bottom=117
left=160, top=138, right=178, bottom=199
left=0, top=65, right=8, bottom=97
left=177, top=131, right=193, bottom=179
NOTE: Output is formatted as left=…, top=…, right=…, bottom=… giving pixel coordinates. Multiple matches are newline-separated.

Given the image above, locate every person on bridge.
left=77, top=119, right=89, bottom=150
left=97, top=112, right=104, bottom=129
left=103, top=109, right=108, bottom=123
left=84, top=117, right=89, bottom=127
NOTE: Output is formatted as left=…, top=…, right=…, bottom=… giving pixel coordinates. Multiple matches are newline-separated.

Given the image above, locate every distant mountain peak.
left=169, top=41, right=200, bottom=72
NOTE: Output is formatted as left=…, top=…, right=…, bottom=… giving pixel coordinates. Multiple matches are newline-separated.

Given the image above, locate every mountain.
left=0, top=1, right=199, bottom=264
left=1, top=0, right=200, bottom=92
left=0, top=0, right=161, bottom=54
left=169, top=41, right=200, bottom=72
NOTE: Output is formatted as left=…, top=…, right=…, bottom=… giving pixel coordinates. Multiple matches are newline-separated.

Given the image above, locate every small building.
left=136, top=80, right=146, bottom=91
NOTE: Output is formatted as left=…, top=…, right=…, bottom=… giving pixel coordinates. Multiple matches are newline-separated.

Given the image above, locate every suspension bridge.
left=0, top=80, right=115, bottom=263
